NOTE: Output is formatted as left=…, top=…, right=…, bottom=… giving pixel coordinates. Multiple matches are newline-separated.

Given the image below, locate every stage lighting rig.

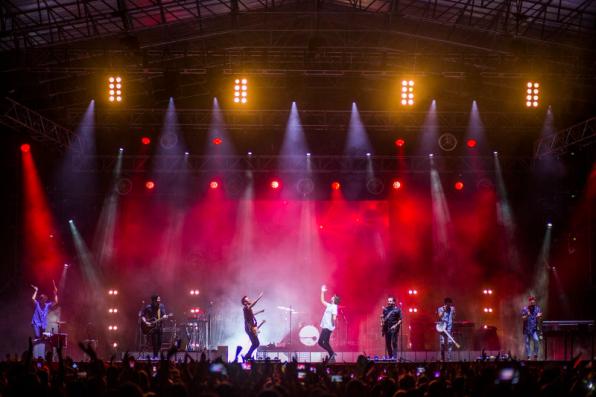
left=401, top=80, right=415, bottom=106
left=108, top=76, right=123, bottom=103
left=526, top=81, right=540, bottom=108
left=234, top=78, right=248, bottom=104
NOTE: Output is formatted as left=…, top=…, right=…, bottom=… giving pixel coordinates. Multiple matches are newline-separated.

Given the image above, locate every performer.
left=31, top=281, right=58, bottom=339
left=140, top=295, right=168, bottom=359
left=437, top=297, right=455, bottom=361
left=521, top=295, right=543, bottom=360
left=381, top=296, right=402, bottom=359
left=318, top=285, right=339, bottom=362
left=241, top=292, right=264, bottom=360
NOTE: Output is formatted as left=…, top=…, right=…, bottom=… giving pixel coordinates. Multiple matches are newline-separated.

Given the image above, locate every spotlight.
left=112, top=342, right=118, bottom=348
left=68, top=219, right=73, bottom=224
left=64, top=263, right=69, bottom=268
left=189, top=289, right=200, bottom=295
left=184, top=152, right=189, bottom=156
left=366, top=152, right=371, bottom=157
left=466, top=139, right=477, bottom=148
left=270, top=180, right=280, bottom=189
left=141, top=137, right=151, bottom=145
left=395, top=139, right=405, bottom=147
left=247, top=152, right=253, bottom=156
left=234, top=78, right=248, bottom=104
left=331, top=181, right=341, bottom=190
left=547, top=222, right=553, bottom=228
left=212, top=137, right=222, bottom=145
left=145, top=181, right=155, bottom=190
left=525, top=81, right=540, bottom=108
left=454, top=181, right=464, bottom=191
left=306, top=153, right=311, bottom=157
left=119, top=148, right=124, bottom=152
left=400, top=80, right=415, bottom=106
left=108, top=76, right=123, bottom=102
left=392, top=180, right=402, bottom=190
left=20, top=143, right=31, bottom=153
left=209, top=181, right=219, bottom=189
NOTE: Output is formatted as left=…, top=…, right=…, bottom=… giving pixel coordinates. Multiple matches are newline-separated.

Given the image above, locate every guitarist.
left=437, top=297, right=455, bottom=361
left=140, top=295, right=168, bottom=359
left=521, top=295, right=542, bottom=360
left=242, top=292, right=264, bottom=360
left=381, top=296, right=402, bottom=359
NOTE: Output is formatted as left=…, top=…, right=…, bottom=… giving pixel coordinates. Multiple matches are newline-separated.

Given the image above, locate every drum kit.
left=33, top=321, right=68, bottom=357
left=277, top=305, right=322, bottom=348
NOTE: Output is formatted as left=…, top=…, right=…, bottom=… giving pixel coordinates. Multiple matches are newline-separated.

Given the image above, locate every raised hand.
left=321, top=285, right=327, bottom=292
left=31, top=285, right=38, bottom=291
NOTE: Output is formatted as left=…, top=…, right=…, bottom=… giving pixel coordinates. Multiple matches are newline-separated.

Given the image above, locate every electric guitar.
left=141, top=313, right=174, bottom=335
left=435, top=322, right=461, bottom=349
left=250, top=320, right=266, bottom=336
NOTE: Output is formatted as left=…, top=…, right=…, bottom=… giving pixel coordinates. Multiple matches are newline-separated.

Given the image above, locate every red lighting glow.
left=392, top=180, right=402, bottom=190
left=395, top=139, right=405, bottom=147
left=271, top=180, right=280, bottom=189
left=145, top=181, right=155, bottom=190
left=454, top=181, right=464, bottom=190
left=213, top=138, right=223, bottom=145
left=20, top=143, right=31, bottom=153
left=331, top=181, right=341, bottom=190
left=141, top=137, right=151, bottom=145
left=209, top=181, right=219, bottom=189
left=466, top=139, right=477, bottom=148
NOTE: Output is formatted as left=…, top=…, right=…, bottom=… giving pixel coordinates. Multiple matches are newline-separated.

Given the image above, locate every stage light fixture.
left=234, top=78, right=248, bottom=104
left=525, top=81, right=540, bottom=108
left=141, top=137, right=151, bottom=145
left=401, top=80, right=414, bottom=106
left=108, top=76, right=123, bottom=102
left=271, top=180, right=280, bottom=189
left=209, top=181, right=219, bottom=189
left=145, top=180, right=155, bottom=190
left=395, top=139, right=405, bottom=147
left=466, top=139, right=477, bottom=148
left=331, top=181, right=341, bottom=190
left=454, top=181, right=464, bottom=190
left=392, top=180, right=402, bottom=190
left=20, top=143, right=31, bottom=153
left=213, top=137, right=222, bottom=145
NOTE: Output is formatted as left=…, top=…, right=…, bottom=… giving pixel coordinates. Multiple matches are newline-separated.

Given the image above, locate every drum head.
left=299, top=325, right=319, bottom=346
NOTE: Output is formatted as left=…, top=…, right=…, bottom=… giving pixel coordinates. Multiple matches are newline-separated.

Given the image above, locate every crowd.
left=0, top=339, right=594, bottom=397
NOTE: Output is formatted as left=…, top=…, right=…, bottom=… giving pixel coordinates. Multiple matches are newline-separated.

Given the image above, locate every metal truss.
left=67, top=108, right=542, bottom=132
left=73, top=154, right=534, bottom=174
left=534, top=116, right=596, bottom=158
left=1, top=0, right=594, bottom=52
left=0, top=96, right=80, bottom=152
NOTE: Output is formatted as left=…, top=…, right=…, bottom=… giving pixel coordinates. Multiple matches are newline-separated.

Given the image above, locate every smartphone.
left=129, top=360, right=135, bottom=369
left=209, top=363, right=226, bottom=374
left=433, top=371, right=441, bottom=378
left=416, top=367, right=425, bottom=376
left=331, top=375, right=343, bottom=383
left=499, top=368, right=514, bottom=381
left=241, top=362, right=252, bottom=371
left=72, top=363, right=78, bottom=369
left=36, top=362, right=42, bottom=368
left=297, top=363, right=305, bottom=370
left=297, top=371, right=306, bottom=380
left=152, top=365, right=157, bottom=376
left=309, top=367, right=317, bottom=373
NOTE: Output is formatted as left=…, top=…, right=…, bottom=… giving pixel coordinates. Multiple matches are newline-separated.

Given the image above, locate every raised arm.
left=249, top=292, right=263, bottom=309
left=52, top=280, right=59, bottom=306
left=320, top=285, right=329, bottom=306
left=31, top=285, right=38, bottom=304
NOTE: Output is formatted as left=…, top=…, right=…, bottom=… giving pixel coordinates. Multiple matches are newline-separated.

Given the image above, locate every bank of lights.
left=108, top=308, right=119, bottom=313
left=234, top=78, right=248, bottom=104
left=108, top=325, right=119, bottom=331
left=331, top=181, right=341, bottom=190
left=190, top=308, right=201, bottom=314
left=108, top=76, right=122, bottom=102
left=189, top=289, right=200, bottom=295
left=483, top=307, right=494, bottom=313
left=392, top=180, right=402, bottom=190
left=108, top=289, right=119, bottom=295
left=271, top=180, right=280, bottom=189
left=482, top=289, right=494, bottom=295
left=408, top=289, right=418, bottom=295
left=526, top=81, right=540, bottom=108
left=209, top=181, right=219, bottom=189
left=408, top=307, right=418, bottom=313
left=401, top=80, right=415, bottom=106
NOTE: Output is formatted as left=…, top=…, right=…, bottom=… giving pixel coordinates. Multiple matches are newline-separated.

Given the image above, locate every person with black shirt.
left=241, top=292, right=264, bottom=360
left=140, top=295, right=168, bottom=359
left=381, top=296, right=402, bottom=359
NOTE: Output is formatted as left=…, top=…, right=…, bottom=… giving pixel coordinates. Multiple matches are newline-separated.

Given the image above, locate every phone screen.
left=297, top=371, right=306, bottom=380
left=331, top=375, right=343, bottom=383
left=241, top=362, right=252, bottom=371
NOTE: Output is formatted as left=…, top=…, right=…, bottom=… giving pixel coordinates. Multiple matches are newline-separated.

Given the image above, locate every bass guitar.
left=251, top=320, right=266, bottom=336
left=141, top=313, right=174, bottom=335
left=435, top=322, right=461, bottom=349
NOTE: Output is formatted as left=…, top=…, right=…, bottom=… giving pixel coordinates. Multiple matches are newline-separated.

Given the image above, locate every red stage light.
left=209, top=181, right=219, bottom=189
left=466, top=139, right=477, bottom=148
left=20, top=144, right=31, bottom=153
left=213, top=137, right=222, bottom=145
left=141, top=137, right=151, bottom=145
left=145, top=181, right=155, bottom=190
left=454, top=181, right=464, bottom=190
left=395, top=139, right=405, bottom=147
left=331, top=181, right=341, bottom=190
left=271, top=180, right=280, bottom=189
left=392, top=180, right=402, bottom=190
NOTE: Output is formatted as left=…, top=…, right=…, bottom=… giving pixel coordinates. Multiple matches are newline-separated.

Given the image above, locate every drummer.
left=31, top=281, right=59, bottom=339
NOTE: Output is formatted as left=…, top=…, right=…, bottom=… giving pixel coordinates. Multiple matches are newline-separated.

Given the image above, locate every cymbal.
left=276, top=306, right=300, bottom=313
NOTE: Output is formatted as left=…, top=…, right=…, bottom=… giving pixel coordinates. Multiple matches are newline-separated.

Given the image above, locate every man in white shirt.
left=318, top=285, right=339, bottom=362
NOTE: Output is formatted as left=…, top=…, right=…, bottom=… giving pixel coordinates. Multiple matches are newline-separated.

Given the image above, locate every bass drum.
left=299, top=325, right=320, bottom=346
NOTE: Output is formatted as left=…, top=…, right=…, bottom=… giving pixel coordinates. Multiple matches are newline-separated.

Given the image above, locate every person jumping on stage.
left=521, top=295, right=543, bottom=360
left=31, top=281, right=58, bottom=339
left=437, top=297, right=455, bottom=361
left=381, top=296, right=402, bottom=359
left=242, top=292, right=263, bottom=361
left=318, top=285, right=339, bottom=362
left=140, top=295, right=168, bottom=359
